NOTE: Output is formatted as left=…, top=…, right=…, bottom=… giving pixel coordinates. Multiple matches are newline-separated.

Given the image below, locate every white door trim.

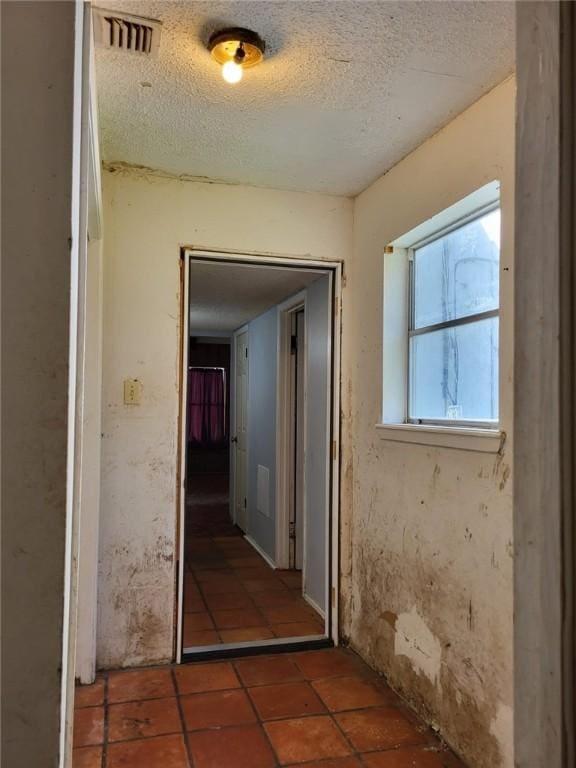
left=514, top=4, right=576, bottom=765
left=330, top=267, right=342, bottom=644
left=75, top=4, right=104, bottom=686
left=276, top=291, right=307, bottom=570
left=182, top=247, right=337, bottom=271
left=62, top=0, right=91, bottom=762
left=175, top=253, right=190, bottom=664
left=179, top=248, right=343, bottom=646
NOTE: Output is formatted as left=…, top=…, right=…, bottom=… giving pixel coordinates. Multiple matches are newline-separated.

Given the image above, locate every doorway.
left=177, top=251, right=341, bottom=661
left=186, top=338, right=232, bottom=539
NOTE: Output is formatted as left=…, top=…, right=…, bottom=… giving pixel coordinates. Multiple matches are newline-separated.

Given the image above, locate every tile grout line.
left=289, top=655, right=364, bottom=764
left=95, top=728, right=191, bottom=748
left=96, top=693, right=180, bottom=707
left=322, top=693, right=365, bottom=761
left=336, top=706, right=429, bottom=761
left=280, top=653, right=434, bottom=765
left=236, top=653, right=340, bottom=764
left=171, top=666, right=196, bottom=768
left=101, top=672, right=109, bottom=768
left=96, top=724, right=431, bottom=756
left=232, top=658, right=282, bottom=768
left=95, top=698, right=417, bottom=745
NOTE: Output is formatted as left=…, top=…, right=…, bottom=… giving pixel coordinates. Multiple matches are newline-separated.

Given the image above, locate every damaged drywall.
left=490, top=703, right=514, bottom=768
left=344, top=78, right=515, bottom=768
left=394, top=607, right=443, bottom=686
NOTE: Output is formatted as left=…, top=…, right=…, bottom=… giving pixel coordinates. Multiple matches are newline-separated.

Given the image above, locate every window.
left=408, top=206, right=500, bottom=426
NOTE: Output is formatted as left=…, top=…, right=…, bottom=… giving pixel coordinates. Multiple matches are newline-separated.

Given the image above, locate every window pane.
left=413, top=209, right=500, bottom=329
left=409, top=317, right=499, bottom=422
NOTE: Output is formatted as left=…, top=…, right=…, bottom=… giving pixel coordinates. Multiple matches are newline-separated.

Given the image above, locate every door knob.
left=231, top=436, right=238, bottom=443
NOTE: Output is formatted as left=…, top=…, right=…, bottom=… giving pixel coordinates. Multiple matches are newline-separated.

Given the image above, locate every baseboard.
left=182, top=636, right=332, bottom=662
left=244, top=534, right=276, bottom=570
left=303, top=591, right=325, bottom=619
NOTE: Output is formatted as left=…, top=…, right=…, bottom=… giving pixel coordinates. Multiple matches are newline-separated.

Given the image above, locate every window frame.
left=405, top=200, right=501, bottom=429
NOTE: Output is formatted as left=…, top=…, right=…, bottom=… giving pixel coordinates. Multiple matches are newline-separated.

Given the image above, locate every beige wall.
left=1, top=2, right=77, bottom=766
left=342, top=77, right=515, bottom=767
left=98, top=170, right=353, bottom=667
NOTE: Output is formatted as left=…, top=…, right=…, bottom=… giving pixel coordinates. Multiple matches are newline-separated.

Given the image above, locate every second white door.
left=234, top=330, right=249, bottom=532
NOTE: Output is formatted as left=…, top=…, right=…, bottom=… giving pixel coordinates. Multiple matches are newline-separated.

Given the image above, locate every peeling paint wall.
left=98, top=170, right=353, bottom=668
left=98, top=77, right=514, bottom=767
left=343, top=78, right=515, bottom=767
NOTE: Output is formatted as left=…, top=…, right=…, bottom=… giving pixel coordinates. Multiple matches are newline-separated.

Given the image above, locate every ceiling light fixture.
left=208, top=27, right=265, bottom=84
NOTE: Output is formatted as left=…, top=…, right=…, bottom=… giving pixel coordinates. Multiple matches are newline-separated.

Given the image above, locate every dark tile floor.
left=73, top=647, right=466, bottom=768
left=183, top=473, right=324, bottom=647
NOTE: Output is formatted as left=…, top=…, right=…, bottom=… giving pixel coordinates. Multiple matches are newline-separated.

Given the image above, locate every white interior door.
left=295, top=310, right=305, bottom=569
left=303, top=273, right=332, bottom=615
left=289, top=309, right=305, bottom=570
left=234, top=331, right=249, bottom=532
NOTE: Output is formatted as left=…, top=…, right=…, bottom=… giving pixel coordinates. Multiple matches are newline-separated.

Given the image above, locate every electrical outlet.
left=123, top=379, right=142, bottom=405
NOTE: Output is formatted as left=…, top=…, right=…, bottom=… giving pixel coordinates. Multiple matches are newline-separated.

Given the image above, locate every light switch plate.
left=123, top=379, right=142, bottom=405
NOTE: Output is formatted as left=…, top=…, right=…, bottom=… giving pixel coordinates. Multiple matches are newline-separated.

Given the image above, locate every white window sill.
left=375, top=423, right=505, bottom=453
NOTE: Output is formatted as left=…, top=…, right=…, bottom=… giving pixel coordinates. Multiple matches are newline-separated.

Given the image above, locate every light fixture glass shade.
left=222, top=60, right=243, bottom=84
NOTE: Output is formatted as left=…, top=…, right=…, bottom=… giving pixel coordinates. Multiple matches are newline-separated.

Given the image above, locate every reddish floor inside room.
left=183, top=472, right=324, bottom=647
left=73, top=647, right=465, bottom=767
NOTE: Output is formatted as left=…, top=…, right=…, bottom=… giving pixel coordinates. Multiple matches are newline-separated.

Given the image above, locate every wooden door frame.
left=175, top=253, right=190, bottom=663
left=62, top=1, right=94, bottom=761
left=514, top=3, right=575, bottom=765
left=75, top=1, right=104, bottom=687
left=177, top=248, right=343, bottom=653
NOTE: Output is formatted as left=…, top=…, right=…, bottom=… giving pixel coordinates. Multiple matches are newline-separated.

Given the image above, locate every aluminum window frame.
left=406, top=201, right=501, bottom=429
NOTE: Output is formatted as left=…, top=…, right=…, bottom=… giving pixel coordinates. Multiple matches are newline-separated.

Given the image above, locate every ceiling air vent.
left=93, top=7, right=162, bottom=57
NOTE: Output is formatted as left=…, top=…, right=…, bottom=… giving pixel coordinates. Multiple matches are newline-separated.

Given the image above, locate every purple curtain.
left=188, top=369, right=225, bottom=446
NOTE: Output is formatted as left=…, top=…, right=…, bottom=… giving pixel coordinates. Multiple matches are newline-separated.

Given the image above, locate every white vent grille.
left=93, top=7, right=161, bottom=57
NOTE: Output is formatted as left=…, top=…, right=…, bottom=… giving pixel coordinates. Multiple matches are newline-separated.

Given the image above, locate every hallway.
left=183, top=473, right=324, bottom=647
left=73, top=647, right=465, bottom=767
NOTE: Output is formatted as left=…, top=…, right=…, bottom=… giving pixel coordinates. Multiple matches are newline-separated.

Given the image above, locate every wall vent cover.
left=93, top=7, right=162, bottom=57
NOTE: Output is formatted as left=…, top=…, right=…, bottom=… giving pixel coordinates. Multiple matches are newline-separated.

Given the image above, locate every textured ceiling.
left=95, top=1, right=515, bottom=196
left=189, top=261, right=323, bottom=332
